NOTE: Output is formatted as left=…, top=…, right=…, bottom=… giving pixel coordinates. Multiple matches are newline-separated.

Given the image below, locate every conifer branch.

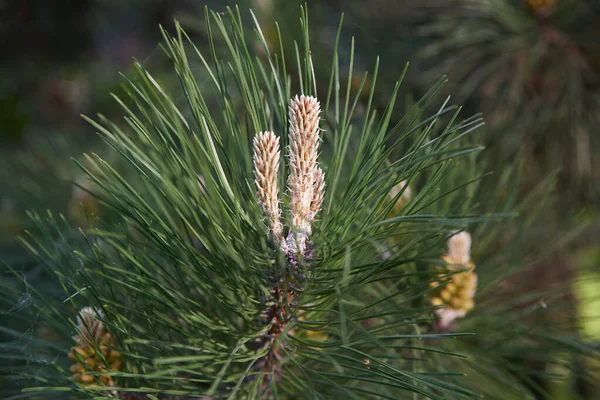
left=252, top=94, right=325, bottom=391
left=1, top=5, right=590, bottom=400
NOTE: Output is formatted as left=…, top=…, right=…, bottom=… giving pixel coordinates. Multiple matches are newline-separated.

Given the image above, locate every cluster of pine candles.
left=66, top=95, right=478, bottom=397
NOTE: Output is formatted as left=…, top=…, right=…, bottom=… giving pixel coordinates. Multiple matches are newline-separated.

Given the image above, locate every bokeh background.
left=1, top=0, right=599, bottom=398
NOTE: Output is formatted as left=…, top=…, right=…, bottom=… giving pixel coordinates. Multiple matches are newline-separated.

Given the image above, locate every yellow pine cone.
left=427, top=254, right=477, bottom=328
left=68, top=308, right=121, bottom=392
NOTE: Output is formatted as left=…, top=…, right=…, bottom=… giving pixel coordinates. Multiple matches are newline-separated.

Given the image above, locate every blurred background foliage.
left=1, top=0, right=599, bottom=398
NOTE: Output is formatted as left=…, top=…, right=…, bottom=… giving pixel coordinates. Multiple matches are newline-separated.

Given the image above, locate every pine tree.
left=418, top=0, right=600, bottom=202
left=1, top=5, right=593, bottom=399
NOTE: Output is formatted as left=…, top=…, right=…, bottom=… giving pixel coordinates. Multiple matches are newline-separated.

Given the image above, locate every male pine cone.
left=68, top=307, right=122, bottom=392
left=427, top=232, right=477, bottom=329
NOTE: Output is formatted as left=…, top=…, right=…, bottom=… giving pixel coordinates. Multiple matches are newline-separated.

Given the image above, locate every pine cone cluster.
left=68, top=307, right=122, bottom=392
left=427, top=232, right=478, bottom=329
left=428, top=256, right=477, bottom=314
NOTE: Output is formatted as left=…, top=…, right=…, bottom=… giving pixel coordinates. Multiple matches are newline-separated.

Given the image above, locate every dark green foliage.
left=419, top=0, right=600, bottom=202
left=1, top=5, right=594, bottom=399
